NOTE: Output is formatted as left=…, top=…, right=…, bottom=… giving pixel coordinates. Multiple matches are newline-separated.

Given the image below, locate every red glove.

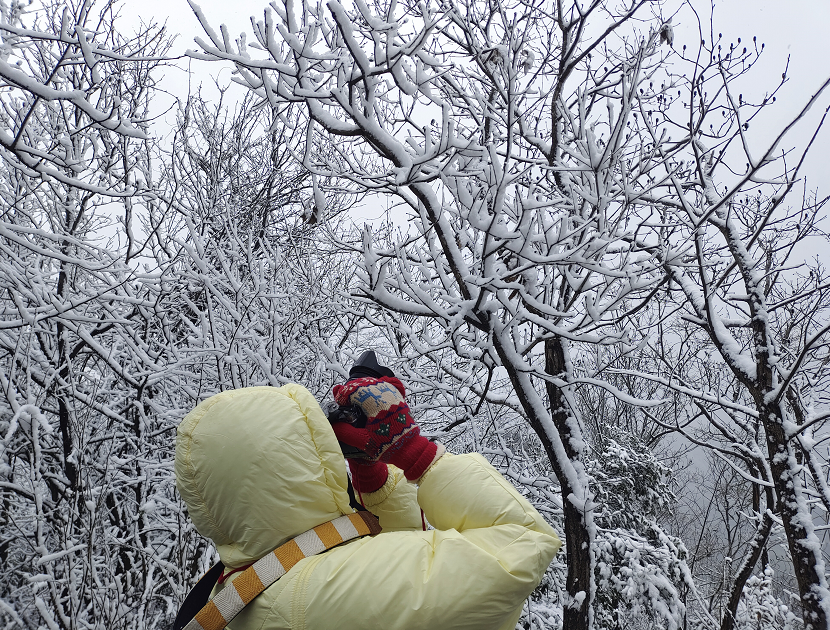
left=332, top=376, right=441, bottom=482
left=348, top=459, right=389, bottom=494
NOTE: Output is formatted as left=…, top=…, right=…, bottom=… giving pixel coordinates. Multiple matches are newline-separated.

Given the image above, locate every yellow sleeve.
left=418, top=452, right=559, bottom=537
left=354, top=464, right=422, bottom=532
left=300, top=452, right=562, bottom=630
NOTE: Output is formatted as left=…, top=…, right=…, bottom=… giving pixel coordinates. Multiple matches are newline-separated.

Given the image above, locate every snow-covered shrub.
left=590, top=437, right=690, bottom=629
left=734, top=568, right=801, bottom=630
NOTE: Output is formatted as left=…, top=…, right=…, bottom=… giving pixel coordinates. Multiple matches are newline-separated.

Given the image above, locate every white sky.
left=672, top=0, right=830, bottom=194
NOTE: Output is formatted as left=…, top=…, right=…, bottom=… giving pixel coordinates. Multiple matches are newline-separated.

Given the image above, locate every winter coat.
left=175, top=384, right=561, bottom=630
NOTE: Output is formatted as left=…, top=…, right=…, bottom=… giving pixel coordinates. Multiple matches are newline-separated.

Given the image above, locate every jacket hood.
left=175, top=384, right=352, bottom=568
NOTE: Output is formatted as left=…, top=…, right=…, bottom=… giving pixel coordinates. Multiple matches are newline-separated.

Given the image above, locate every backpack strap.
left=181, top=511, right=382, bottom=630
left=173, top=561, right=225, bottom=630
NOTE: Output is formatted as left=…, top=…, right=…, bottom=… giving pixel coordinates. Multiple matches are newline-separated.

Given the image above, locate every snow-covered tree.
left=157, top=92, right=364, bottom=400
left=615, top=14, right=830, bottom=629
left=0, top=2, right=191, bottom=628
left=0, top=4, right=361, bottom=627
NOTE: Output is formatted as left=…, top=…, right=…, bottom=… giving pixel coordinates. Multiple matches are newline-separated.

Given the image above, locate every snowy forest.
left=0, top=0, right=829, bottom=628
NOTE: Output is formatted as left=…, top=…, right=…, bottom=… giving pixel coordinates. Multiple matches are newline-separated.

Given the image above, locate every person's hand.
left=331, top=377, right=443, bottom=482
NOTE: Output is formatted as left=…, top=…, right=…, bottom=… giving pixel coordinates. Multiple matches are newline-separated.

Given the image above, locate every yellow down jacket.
left=175, top=384, right=561, bottom=630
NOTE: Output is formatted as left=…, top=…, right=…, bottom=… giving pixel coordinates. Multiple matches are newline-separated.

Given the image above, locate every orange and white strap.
left=185, top=511, right=381, bottom=630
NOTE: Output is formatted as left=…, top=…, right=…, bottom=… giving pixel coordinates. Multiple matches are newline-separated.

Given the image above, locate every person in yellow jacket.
left=175, top=374, right=561, bottom=630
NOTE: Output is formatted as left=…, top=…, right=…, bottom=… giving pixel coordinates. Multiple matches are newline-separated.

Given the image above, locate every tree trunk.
left=490, top=332, right=593, bottom=630
left=762, top=403, right=829, bottom=630
left=720, top=463, right=775, bottom=630
left=545, top=336, right=592, bottom=630
left=56, top=262, right=77, bottom=491
left=720, top=507, right=773, bottom=630
left=718, top=211, right=829, bottom=630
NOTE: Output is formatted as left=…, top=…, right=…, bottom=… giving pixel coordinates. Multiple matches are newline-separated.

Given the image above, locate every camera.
left=328, top=350, right=396, bottom=458
left=324, top=402, right=368, bottom=428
